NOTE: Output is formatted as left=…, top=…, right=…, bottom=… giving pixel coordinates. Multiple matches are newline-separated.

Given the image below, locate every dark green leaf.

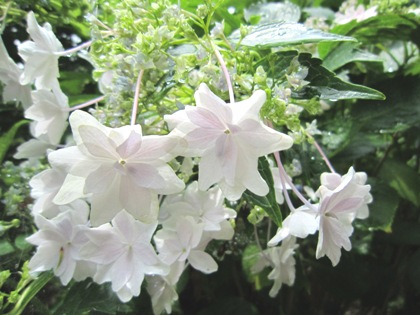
left=296, top=53, right=385, bottom=100
left=243, top=157, right=282, bottom=227
left=0, top=240, right=14, bottom=256
left=52, top=280, right=133, bottom=315
left=366, top=181, right=399, bottom=232
left=322, top=42, right=383, bottom=71
left=379, top=159, right=420, bottom=207
left=232, top=22, right=355, bottom=48
left=0, top=120, right=29, bottom=163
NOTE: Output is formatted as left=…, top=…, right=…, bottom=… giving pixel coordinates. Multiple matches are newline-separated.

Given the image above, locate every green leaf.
left=232, top=22, right=356, bottom=48
left=52, top=280, right=133, bottom=315
left=5, top=272, right=54, bottom=315
left=319, top=13, right=419, bottom=58
left=295, top=53, right=385, bottom=100
left=322, top=42, right=383, bottom=71
left=366, top=181, right=399, bottom=232
left=379, top=159, right=420, bottom=207
left=243, top=157, right=282, bottom=227
left=241, top=245, right=260, bottom=283
left=0, top=120, right=29, bottom=163
left=0, top=240, right=14, bottom=256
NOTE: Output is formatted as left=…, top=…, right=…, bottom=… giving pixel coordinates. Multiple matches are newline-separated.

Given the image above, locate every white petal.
left=188, top=250, right=218, bottom=274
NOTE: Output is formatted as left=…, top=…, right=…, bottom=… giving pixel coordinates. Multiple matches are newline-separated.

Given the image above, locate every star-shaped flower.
left=81, top=210, right=167, bottom=302
left=165, top=83, right=293, bottom=200
left=25, top=86, right=69, bottom=145
left=253, top=236, right=298, bottom=297
left=26, top=209, right=91, bottom=285
left=154, top=216, right=218, bottom=274
left=0, top=37, right=32, bottom=108
left=159, top=181, right=236, bottom=232
left=49, top=110, right=185, bottom=226
left=18, top=11, right=63, bottom=89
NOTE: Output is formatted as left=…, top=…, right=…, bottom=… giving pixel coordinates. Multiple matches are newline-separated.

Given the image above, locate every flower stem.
left=307, top=133, right=336, bottom=173
left=131, top=69, right=145, bottom=126
left=55, top=40, right=92, bottom=57
left=211, top=42, right=235, bottom=104
left=67, top=95, right=105, bottom=111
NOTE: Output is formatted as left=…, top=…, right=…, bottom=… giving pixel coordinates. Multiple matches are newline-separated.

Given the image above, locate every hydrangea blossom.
left=25, top=86, right=69, bottom=145
left=0, top=37, right=32, bottom=108
left=269, top=167, right=372, bottom=266
left=159, top=181, right=236, bottom=232
left=154, top=216, right=218, bottom=274
left=146, top=261, right=185, bottom=315
left=81, top=210, right=167, bottom=302
left=18, top=11, right=63, bottom=89
left=49, top=110, right=185, bottom=226
left=165, top=83, right=293, bottom=200
left=26, top=209, right=92, bottom=285
left=29, top=166, right=86, bottom=218
left=253, top=237, right=298, bottom=298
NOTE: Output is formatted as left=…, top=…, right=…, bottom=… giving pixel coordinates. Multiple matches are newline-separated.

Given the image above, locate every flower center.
left=224, top=129, right=231, bottom=135
left=119, top=159, right=127, bottom=166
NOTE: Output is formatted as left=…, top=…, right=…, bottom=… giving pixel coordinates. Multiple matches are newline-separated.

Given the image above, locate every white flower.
left=26, top=209, right=91, bottom=285
left=25, top=86, right=69, bottom=145
left=49, top=110, right=185, bottom=226
left=315, top=167, right=372, bottom=266
left=253, top=237, right=298, bottom=297
left=13, top=136, right=55, bottom=160
left=81, top=210, right=166, bottom=302
left=154, top=216, right=218, bottom=274
left=18, top=11, right=63, bottom=89
left=159, top=181, right=236, bottom=232
left=29, top=166, right=86, bottom=218
left=146, top=261, right=185, bottom=315
left=268, top=204, right=319, bottom=247
left=0, top=37, right=32, bottom=108
left=165, top=83, right=293, bottom=200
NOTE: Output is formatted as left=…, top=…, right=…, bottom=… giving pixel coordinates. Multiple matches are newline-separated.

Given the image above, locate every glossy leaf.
left=232, top=22, right=355, bottom=48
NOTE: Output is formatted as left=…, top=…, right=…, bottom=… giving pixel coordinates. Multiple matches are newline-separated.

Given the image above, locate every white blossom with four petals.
left=165, top=83, right=293, bottom=200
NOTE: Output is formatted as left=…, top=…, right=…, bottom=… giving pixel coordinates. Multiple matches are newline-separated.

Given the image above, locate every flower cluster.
left=1, top=2, right=376, bottom=313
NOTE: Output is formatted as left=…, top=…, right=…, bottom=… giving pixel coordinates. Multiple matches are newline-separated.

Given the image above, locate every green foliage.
left=243, top=157, right=282, bottom=227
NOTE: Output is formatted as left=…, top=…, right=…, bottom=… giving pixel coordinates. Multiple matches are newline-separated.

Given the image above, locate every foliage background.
left=0, top=0, right=419, bottom=314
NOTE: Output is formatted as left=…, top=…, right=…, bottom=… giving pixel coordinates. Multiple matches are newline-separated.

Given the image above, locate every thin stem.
left=211, top=42, right=235, bottom=104
left=273, top=150, right=296, bottom=212
left=278, top=156, right=318, bottom=212
left=254, top=224, right=274, bottom=266
left=131, top=69, right=145, bottom=126
left=308, top=134, right=336, bottom=173
left=67, top=95, right=105, bottom=111
left=55, top=40, right=92, bottom=57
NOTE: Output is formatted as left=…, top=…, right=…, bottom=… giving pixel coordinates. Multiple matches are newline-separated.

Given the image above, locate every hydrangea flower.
left=81, top=210, right=167, bottom=302
left=159, top=181, right=236, bottom=232
left=24, top=86, right=69, bottom=145
left=165, top=83, right=293, bottom=200
left=146, top=261, right=185, bottom=315
left=49, top=110, right=185, bottom=226
left=26, top=209, right=91, bottom=285
left=0, top=37, right=32, bottom=108
left=18, top=11, right=63, bottom=89
left=269, top=167, right=371, bottom=266
left=154, top=216, right=218, bottom=274
left=253, top=237, right=298, bottom=297
left=29, top=166, right=86, bottom=218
